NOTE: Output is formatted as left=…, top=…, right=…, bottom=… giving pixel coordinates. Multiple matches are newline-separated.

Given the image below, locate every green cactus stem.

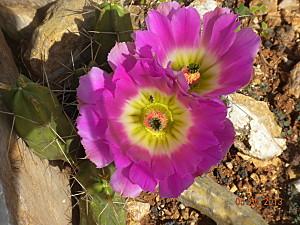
left=94, top=3, right=133, bottom=68
left=1, top=75, right=75, bottom=161
left=76, top=161, right=126, bottom=225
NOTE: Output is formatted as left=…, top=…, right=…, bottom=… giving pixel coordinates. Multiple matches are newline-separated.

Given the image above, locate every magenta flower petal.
left=77, top=105, right=106, bottom=140
left=108, top=42, right=136, bottom=70
left=110, top=167, right=142, bottom=197
left=143, top=11, right=175, bottom=64
left=159, top=173, right=194, bottom=198
left=134, top=30, right=163, bottom=59
left=156, top=1, right=180, bottom=18
left=81, top=139, right=113, bottom=168
left=151, top=155, right=175, bottom=180
left=171, top=145, right=203, bottom=176
left=146, top=10, right=174, bottom=46
left=128, top=164, right=157, bottom=192
left=77, top=67, right=108, bottom=104
left=134, top=3, right=260, bottom=97
left=214, top=119, right=235, bottom=152
left=170, top=7, right=201, bottom=48
left=205, top=14, right=239, bottom=56
left=76, top=68, right=115, bottom=168
left=202, top=8, right=231, bottom=45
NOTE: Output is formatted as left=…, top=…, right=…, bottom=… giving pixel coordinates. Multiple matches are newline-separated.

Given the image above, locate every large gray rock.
left=24, top=0, right=96, bottom=82
left=0, top=182, right=11, bottom=225
left=0, top=27, right=19, bottom=225
left=190, top=0, right=220, bottom=16
left=227, top=93, right=286, bottom=160
left=0, top=29, right=71, bottom=225
left=279, top=0, right=300, bottom=11
left=180, top=176, right=268, bottom=225
left=0, top=0, right=56, bottom=39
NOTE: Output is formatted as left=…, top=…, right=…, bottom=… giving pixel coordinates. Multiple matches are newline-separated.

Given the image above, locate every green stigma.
left=150, top=118, right=162, bottom=131
left=187, top=63, right=200, bottom=73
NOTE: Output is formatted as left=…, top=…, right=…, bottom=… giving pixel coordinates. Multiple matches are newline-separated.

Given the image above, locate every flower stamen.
left=182, top=63, right=201, bottom=85
left=144, top=110, right=168, bottom=132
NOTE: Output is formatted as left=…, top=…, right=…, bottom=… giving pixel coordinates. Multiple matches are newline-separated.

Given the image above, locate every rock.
left=1, top=0, right=55, bottom=7
left=250, top=173, right=260, bottom=184
left=182, top=208, right=190, bottom=220
left=0, top=182, right=11, bottom=225
left=0, top=29, right=71, bottom=225
left=127, top=5, right=145, bottom=30
left=179, top=176, right=268, bottom=225
left=171, top=209, right=180, bottom=220
left=25, top=0, right=96, bottom=82
left=287, top=62, right=300, bottom=98
left=279, top=0, right=299, bottom=11
left=127, top=200, right=150, bottom=225
left=293, top=179, right=300, bottom=193
left=179, top=203, right=186, bottom=210
left=266, top=12, right=282, bottom=28
left=228, top=93, right=287, bottom=160
left=190, top=0, right=220, bottom=16
left=287, top=167, right=297, bottom=179
left=0, top=30, right=19, bottom=84
left=9, top=140, right=72, bottom=225
left=229, top=184, right=238, bottom=193
left=259, top=175, right=268, bottom=184
left=0, top=28, right=19, bottom=225
left=0, top=0, right=56, bottom=39
left=291, top=16, right=300, bottom=33
left=238, top=150, right=284, bottom=168
left=225, top=162, right=233, bottom=170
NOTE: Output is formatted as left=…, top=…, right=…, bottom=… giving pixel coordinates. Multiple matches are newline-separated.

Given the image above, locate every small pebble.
left=159, top=210, right=165, bottom=216
left=164, top=209, right=172, bottom=216
left=250, top=173, right=260, bottom=184
left=182, top=208, right=190, bottom=220
left=260, top=175, right=268, bottom=184
left=230, top=184, right=238, bottom=193
left=287, top=167, right=297, bottom=179
left=253, top=17, right=259, bottom=24
left=226, top=162, right=233, bottom=170
left=179, top=203, right=185, bottom=210
left=264, top=40, right=273, bottom=48
left=171, top=209, right=180, bottom=220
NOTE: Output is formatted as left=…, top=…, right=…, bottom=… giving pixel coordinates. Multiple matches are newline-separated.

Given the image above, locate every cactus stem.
left=55, top=139, right=75, bottom=169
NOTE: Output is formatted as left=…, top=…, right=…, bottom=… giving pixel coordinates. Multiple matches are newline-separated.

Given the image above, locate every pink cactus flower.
left=134, top=2, right=260, bottom=96
left=77, top=52, right=234, bottom=197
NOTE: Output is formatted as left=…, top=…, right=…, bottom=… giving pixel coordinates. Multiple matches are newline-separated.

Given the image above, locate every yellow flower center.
left=119, top=88, right=192, bottom=155
left=167, top=48, right=220, bottom=95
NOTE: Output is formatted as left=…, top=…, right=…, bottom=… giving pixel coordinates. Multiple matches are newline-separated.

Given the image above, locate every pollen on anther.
left=182, top=66, right=201, bottom=85
left=144, top=110, right=168, bottom=131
